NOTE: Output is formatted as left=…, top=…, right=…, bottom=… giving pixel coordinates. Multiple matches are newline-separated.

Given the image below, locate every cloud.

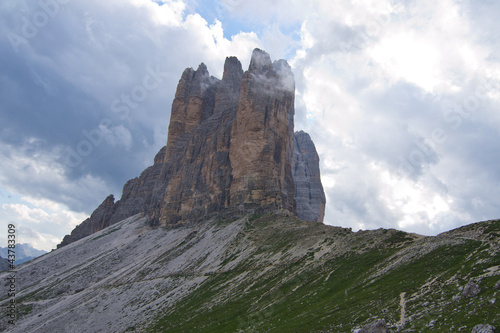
left=1, top=0, right=500, bottom=250
left=0, top=0, right=261, bottom=213
left=0, top=195, right=88, bottom=251
left=289, top=0, right=500, bottom=234
left=0, top=139, right=111, bottom=214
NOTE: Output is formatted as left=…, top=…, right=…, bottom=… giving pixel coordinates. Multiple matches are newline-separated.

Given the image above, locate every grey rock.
left=358, top=319, right=387, bottom=333
left=0, top=257, right=9, bottom=272
left=56, top=285, right=71, bottom=295
left=472, top=324, right=496, bottom=333
left=292, top=130, right=326, bottom=222
left=58, top=194, right=117, bottom=248
left=74, top=287, right=85, bottom=294
left=463, top=281, right=481, bottom=298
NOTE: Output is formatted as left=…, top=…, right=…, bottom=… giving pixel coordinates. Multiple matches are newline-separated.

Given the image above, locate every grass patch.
left=248, top=214, right=263, bottom=223
left=146, top=233, right=498, bottom=332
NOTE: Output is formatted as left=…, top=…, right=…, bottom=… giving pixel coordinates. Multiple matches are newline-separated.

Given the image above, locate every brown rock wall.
left=57, top=49, right=326, bottom=248
left=155, top=57, right=243, bottom=226
left=229, top=49, right=296, bottom=212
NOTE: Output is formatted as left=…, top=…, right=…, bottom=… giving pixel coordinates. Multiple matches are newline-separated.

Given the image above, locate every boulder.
left=472, top=324, right=496, bottom=333
left=463, top=281, right=481, bottom=298
left=358, top=319, right=387, bottom=333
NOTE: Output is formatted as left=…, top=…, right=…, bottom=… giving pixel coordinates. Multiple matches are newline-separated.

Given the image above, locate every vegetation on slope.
left=148, top=216, right=500, bottom=332
left=2, top=214, right=498, bottom=332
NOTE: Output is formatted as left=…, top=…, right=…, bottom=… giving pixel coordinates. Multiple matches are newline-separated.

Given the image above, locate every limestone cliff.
left=57, top=147, right=168, bottom=249
left=58, top=49, right=325, bottom=248
left=293, top=131, right=326, bottom=222
left=229, top=49, right=296, bottom=213
left=155, top=58, right=242, bottom=226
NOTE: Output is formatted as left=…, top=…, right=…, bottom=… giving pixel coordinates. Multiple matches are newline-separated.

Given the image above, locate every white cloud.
left=291, top=0, right=500, bottom=235
left=370, top=32, right=440, bottom=92
left=99, top=124, right=133, bottom=151
left=0, top=139, right=110, bottom=213
left=1, top=0, right=500, bottom=250
left=0, top=199, right=88, bottom=252
left=129, top=0, right=185, bottom=26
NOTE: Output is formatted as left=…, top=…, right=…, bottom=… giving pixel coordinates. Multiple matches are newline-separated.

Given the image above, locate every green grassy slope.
left=149, top=216, right=500, bottom=332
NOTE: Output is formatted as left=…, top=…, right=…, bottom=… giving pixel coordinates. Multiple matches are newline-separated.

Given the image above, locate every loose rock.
left=358, top=319, right=387, bottom=333
left=472, top=324, right=496, bottom=333
left=463, top=281, right=481, bottom=298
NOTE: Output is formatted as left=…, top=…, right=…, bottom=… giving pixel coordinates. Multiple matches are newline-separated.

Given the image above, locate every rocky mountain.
left=1, top=214, right=498, bottom=332
left=0, top=257, right=9, bottom=272
left=293, top=130, right=326, bottom=222
left=0, top=244, right=46, bottom=265
left=4, top=49, right=498, bottom=332
left=58, top=49, right=324, bottom=248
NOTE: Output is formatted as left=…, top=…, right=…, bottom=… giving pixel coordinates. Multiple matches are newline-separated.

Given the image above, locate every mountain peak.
left=58, top=49, right=325, bottom=247
left=248, top=48, right=273, bottom=73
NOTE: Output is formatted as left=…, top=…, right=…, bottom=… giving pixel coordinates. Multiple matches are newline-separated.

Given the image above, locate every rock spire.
left=58, top=49, right=326, bottom=248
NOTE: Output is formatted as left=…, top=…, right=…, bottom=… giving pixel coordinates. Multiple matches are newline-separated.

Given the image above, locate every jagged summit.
left=58, top=49, right=325, bottom=248
left=248, top=48, right=272, bottom=71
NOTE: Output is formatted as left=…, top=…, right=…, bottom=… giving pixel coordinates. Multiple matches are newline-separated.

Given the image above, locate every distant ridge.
left=0, top=243, right=46, bottom=265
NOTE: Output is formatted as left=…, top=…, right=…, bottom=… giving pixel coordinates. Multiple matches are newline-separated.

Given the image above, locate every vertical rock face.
left=229, top=49, right=296, bottom=213
left=164, top=63, right=219, bottom=163
left=157, top=49, right=296, bottom=225
left=155, top=57, right=242, bottom=226
left=292, top=131, right=326, bottom=222
left=58, top=49, right=325, bottom=248
left=110, top=146, right=168, bottom=224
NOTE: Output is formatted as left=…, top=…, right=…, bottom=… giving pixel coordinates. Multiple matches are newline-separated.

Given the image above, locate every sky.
left=1, top=0, right=499, bottom=251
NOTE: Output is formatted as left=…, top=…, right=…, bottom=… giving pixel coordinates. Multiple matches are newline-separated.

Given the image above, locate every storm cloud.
left=1, top=0, right=499, bottom=250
